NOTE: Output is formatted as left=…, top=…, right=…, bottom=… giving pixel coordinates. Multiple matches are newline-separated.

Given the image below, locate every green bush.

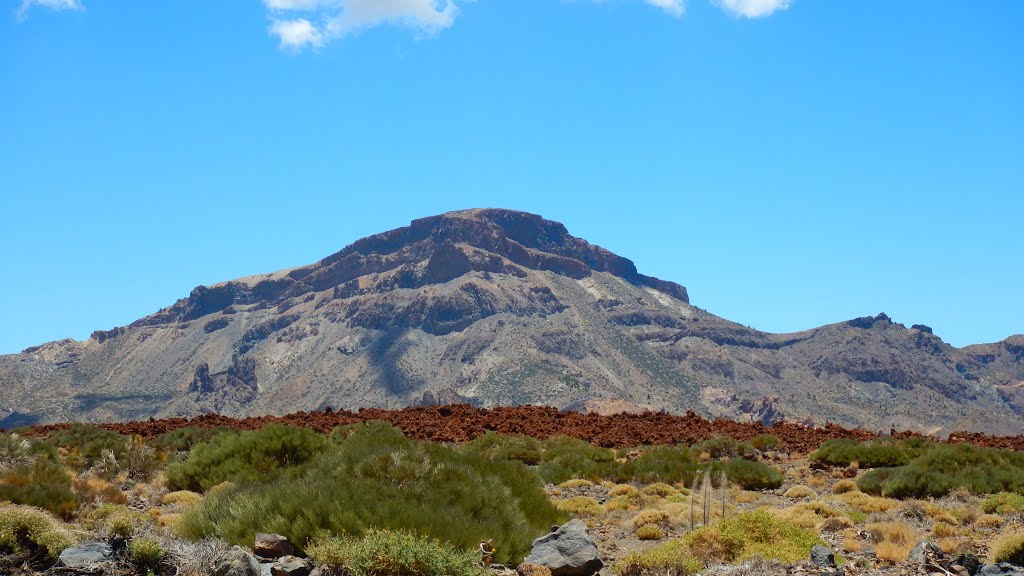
left=460, top=432, right=542, bottom=465
left=42, top=425, right=130, bottom=471
left=150, top=427, right=232, bottom=454
left=0, top=503, right=79, bottom=558
left=713, top=458, right=784, bottom=490
left=535, top=436, right=617, bottom=483
left=177, top=423, right=564, bottom=565
left=165, top=424, right=328, bottom=491
left=307, top=529, right=486, bottom=576
left=981, top=492, right=1024, bottom=515
left=683, top=510, right=824, bottom=565
left=868, top=444, right=1024, bottom=498
left=750, top=434, right=781, bottom=452
left=0, top=458, right=79, bottom=519
left=699, top=437, right=754, bottom=459
left=616, top=540, right=702, bottom=576
left=617, top=445, right=700, bottom=485
left=129, top=537, right=164, bottom=570
left=856, top=468, right=895, bottom=495
left=989, top=533, right=1024, bottom=566
left=810, top=439, right=912, bottom=468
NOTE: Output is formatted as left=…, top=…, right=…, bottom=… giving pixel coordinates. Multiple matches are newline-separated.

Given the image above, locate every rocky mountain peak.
left=125, top=209, right=688, bottom=332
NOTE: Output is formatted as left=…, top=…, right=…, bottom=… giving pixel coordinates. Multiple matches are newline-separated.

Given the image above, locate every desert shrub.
left=683, top=510, right=824, bottom=566
left=932, top=522, right=958, bottom=538
left=642, top=483, right=678, bottom=497
left=165, top=424, right=328, bottom=491
left=619, top=446, right=700, bottom=485
left=557, top=479, right=593, bottom=489
left=0, top=503, right=79, bottom=557
left=713, top=458, right=784, bottom=490
left=976, top=514, right=1002, bottom=528
left=990, top=533, right=1024, bottom=566
left=610, top=484, right=640, bottom=497
left=810, top=439, right=912, bottom=469
left=536, top=436, right=616, bottom=483
left=836, top=492, right=900, bottom=514
left=981, top=492, right=1024, bottom=515
left=73, top=476, right=127, bottom=506
left=616, top=540, right=702, bottom=576
left=750, top=434, right=781, bottom=452
left=699, top=437, right=755, bottom=459
left=784, top=485, right=817, bottom=499
left=831, top=480, right=858, bottom=494
left=460, top=432, right=542, bottom=466
left=163, top=490, right=203, bottom=507
left=856, top=468, right=895, bottom=495
left=150, top=427, right=232, bottom=454
left=635, top=524, right=665, bottom=541
left=177, top=423, right=564, bottom=565
left=306, top=529, right=486, bottom=576
left=0, top=434, right=38, bottom=470
left=865, top=522, right=916, bottom=563
left=875, top=444, right=1024, bottom=498
left=0, top=458, right=79, bottom=518
left=555, top=497, right=603, bottom=516
left=130, top=537, right=164, bottom=570
left=43, top=425, right=130, bottom=470
left=631, top=509, right=669, bottom=528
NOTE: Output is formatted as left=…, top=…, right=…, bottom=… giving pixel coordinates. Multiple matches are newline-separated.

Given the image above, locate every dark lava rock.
left=979, top=564, right=1024, bottom=576
left=523, top=519, right=603, bottom=576
left=810, top=544, right=836, bottom=567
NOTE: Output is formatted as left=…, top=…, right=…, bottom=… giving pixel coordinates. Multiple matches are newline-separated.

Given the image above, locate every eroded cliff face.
left=2, top=209, right=1021, bottom=435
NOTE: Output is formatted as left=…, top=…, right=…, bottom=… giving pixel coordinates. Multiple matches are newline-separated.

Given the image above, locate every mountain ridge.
left=2, top=208, right=1022, bottom=434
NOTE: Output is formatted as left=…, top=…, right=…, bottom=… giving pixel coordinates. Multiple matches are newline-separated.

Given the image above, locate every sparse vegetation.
left=989, top=532, right=1024, bottom=566
left=307, top=529, right=486, bottom=576
left=0, top=503, right=79, bottom=557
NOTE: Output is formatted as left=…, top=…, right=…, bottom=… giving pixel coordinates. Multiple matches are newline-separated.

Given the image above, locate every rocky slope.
left=1, top=209, right=1021, bottom=434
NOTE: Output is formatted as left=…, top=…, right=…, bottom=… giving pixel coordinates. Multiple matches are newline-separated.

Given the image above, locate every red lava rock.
left=20, top=404, right=1024, bottom=453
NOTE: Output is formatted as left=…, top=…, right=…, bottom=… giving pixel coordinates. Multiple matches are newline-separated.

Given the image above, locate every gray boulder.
left=810, top=545, right=836, bottom=567
left=255, top=533, right=294, bottom=559
left=58, top=542, right=113, bottom=568
left=272, top=555, right=313, bottom=576
left=523, top=520, right=603, bottom=576
left=979, top=564, right=1024, bottom=576
left=907, top=540, right=944, bottom=564
left=214, top=545, right=262, bottom=576
left=954, top=554, right=983, bottom=576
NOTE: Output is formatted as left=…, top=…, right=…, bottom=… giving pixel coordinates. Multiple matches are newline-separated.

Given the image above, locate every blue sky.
left=1, top=0, right=1021, bottom=354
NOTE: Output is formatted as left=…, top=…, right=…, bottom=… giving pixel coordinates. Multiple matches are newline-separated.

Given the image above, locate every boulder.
left=979, top=564, right=1024, bottom=576
left=810, top=544, right=836, bottom=567
left=953, top=554, right=983, bottom=576
left=214, top=546, right=262, bottom=576
left=272, top=555, right=313, bottom=576
left=523, top=520, right=603, bottom=576
left=908, top=540, right=944, bottom=564
left=255, top=533, right=294, bottom=559
left=58, top=542, right=113, bottom=568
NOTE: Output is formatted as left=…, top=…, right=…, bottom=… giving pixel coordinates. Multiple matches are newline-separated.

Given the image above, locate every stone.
left=214, top=545, right=262, bottom=576
left=908, top=540, right=944, bottom=564
left=810, top=544, right=836, bottom=567
left=523, top=520, right=603, bottom=576
left=272, top=555, right=313, bottom=576
left=58, top=542, right=113, bottom=568
left=978, top=564, right=1024, bottom=576
left=254, top=533, right=294, bottom=559
left=953, top=554, right=983, bottom=576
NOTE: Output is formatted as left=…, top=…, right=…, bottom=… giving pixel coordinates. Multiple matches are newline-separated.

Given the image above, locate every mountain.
left=2, top=208, right=1022, bottom=434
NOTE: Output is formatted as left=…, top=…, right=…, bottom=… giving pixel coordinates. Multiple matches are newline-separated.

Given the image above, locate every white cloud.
left=713, top=0, right=791, bottom=18
left=16, top=0, right=83, bottom=20
left=264, top=0, right=791, bottom=51
left=644, top=0, right=685, bottom=18
left=269, top=18, right=325, bottom=49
